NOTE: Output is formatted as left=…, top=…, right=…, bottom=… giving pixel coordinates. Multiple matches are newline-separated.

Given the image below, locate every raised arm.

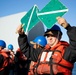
left=57, top=17, right=76, bottom=63
left=16, top=25, right=42, bottom=62
left=57, top=17, right=76, bottom=49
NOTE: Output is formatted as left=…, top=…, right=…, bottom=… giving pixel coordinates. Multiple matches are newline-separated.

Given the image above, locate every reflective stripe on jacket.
left=33, top=41, right=73, bottom=75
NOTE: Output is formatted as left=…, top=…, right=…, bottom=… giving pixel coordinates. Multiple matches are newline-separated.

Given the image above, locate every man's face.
left=0, top=46, right=4, bottom=51
left=33, top=44, right=41, bottom=49
left=46, top=35, right=58, bottom=47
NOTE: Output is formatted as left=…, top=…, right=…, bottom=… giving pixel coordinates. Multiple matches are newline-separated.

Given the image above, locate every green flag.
left=37, top=0, right=68, bottom=28
left=21, top=5, right=40, bottom=33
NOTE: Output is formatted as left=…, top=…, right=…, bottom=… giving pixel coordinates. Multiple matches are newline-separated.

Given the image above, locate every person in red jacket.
left=14, top=48, right=30, bottom=75
left=7, top=44, right=15, bottom=75
left=16, top=17, right=76, bottom=75
left=0, top=40, right=14, bottom=75
left=28, top=36, right=47, bottom=75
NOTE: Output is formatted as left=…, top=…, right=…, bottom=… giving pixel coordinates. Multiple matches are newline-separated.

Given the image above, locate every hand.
left=56, top=17, right=68, bottom=28
left=22, top=54, right=27, bottom=60
left=16, top=24, right=24, bottom=34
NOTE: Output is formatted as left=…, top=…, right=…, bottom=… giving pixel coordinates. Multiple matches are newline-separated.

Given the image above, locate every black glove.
left=15, top=51, right=20, bottom=57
